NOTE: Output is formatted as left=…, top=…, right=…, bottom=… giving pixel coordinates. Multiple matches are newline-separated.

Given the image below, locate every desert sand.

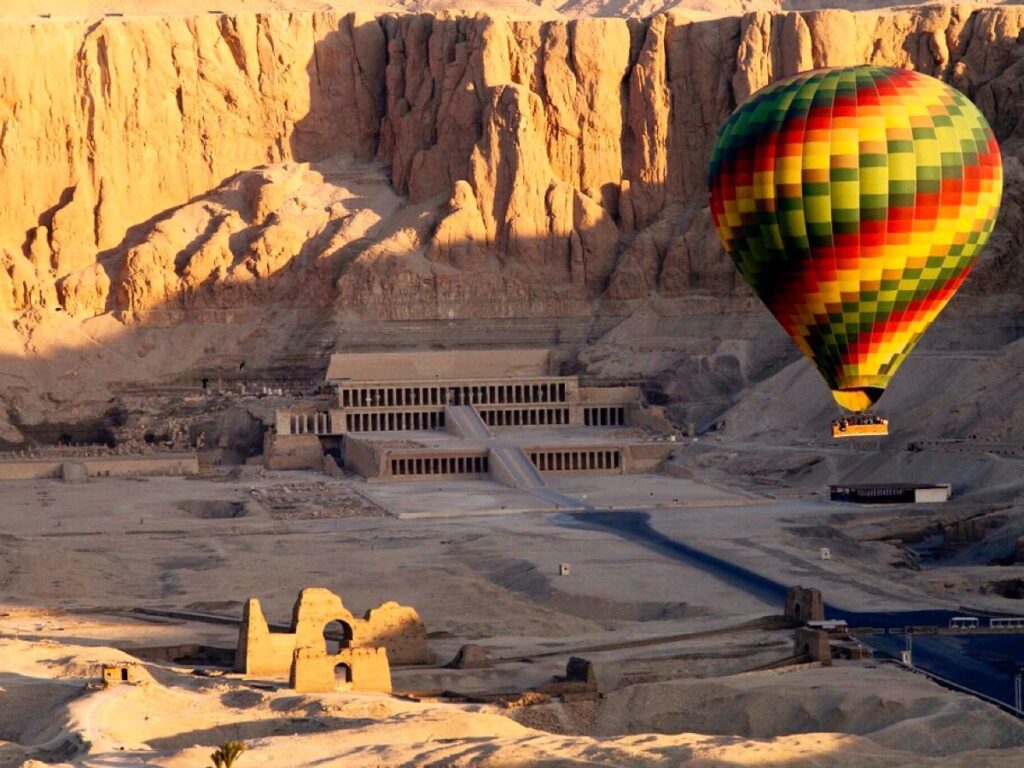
left=4, top=630, right=1024, bottom=768
left=5, top=627, right=1022, bottom=768
left=3, top=464, right=1024, bottom=765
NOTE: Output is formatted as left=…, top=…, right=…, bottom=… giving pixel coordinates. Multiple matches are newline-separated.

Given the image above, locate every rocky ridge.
left=1, top=5, right=1023, bottom=326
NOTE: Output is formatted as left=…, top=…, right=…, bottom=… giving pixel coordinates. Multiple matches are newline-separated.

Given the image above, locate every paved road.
left=565, top=510, right=1024, bottom=712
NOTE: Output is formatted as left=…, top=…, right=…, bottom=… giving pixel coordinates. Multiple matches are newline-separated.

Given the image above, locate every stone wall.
left=290, top=645, right=392, bottom=693
left=623, top=442, right=676, bottom=473
left=341, top=436, right=387, bottom=478
left=263, top=433, right=324, bottom=471
left=0, top=453, right=198, bottom=481
left=353, top=602, right=435, bottom=665
left=326, top=349, right=553, bottom=382
left=236, top=599, right=301, bottom=676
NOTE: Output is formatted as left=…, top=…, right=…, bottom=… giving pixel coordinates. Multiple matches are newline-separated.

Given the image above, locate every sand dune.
left=595, top=667, right=1024, bottom=753
left=3, top=634, right=1024, bottom=767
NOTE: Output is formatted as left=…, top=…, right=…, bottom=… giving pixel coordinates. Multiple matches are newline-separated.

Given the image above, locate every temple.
left=266, top=349, right=679, bottom=483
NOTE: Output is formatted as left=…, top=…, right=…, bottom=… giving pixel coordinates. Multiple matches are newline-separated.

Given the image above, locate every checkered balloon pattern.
left=708, top=67, right=1002, bottom=412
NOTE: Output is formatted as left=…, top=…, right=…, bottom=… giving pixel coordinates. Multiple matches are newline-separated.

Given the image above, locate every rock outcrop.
left=0, top=6, right=1023, bottom=323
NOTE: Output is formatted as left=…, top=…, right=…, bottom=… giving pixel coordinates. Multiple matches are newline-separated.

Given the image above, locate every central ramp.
left=489, top=445, right=547, bottom=491
left=445, top=405, right=493, bottom=441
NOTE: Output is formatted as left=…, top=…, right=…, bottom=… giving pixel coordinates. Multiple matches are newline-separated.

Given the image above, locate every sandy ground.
left=548, top=472, right=756, bottom=508
left=3, top=626, right=1024, bottom=767
left=357, top=478, right=562, bottom=517
left=356, top=472, right=748, bottom=517
left=4, top=468, right=1024, bottom=764
left=4, top=467, right=1021, bottom=635
left=0, top=472, right=776, bottom=647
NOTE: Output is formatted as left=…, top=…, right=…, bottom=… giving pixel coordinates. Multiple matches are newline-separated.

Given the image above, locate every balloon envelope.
left=708, top=66, right=1002, bottom=412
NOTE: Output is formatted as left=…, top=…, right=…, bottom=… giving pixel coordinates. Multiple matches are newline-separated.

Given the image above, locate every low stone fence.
left=0, top=453, right=198, bottom=481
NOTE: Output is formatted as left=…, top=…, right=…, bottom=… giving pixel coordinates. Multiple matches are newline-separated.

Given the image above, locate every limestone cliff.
left=1, top=5, right=1023, bottom=325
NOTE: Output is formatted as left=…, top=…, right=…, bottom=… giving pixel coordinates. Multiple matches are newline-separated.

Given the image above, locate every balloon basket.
left=831, top=417, right=889, bottom=439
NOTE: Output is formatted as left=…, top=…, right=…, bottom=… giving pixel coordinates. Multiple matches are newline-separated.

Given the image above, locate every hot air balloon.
left=708, top=66, right=1002, bottom=433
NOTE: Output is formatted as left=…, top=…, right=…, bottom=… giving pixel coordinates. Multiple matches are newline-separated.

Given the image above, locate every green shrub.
left=209, top=740, right=246, bottom=768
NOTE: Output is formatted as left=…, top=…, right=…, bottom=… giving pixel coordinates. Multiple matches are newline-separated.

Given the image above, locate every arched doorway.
left=793, top=603, right=802, bottom=621
left=334, top=663, right=351, bottom=687
left=323, top=619, right=353, bottom=655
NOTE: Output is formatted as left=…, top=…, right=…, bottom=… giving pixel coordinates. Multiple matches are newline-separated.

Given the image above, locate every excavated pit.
left=176, top=500, right=248, bottom=519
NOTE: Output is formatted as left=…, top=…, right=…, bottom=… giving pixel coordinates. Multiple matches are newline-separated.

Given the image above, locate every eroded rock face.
left=1, top=7, right=1023, bottom=322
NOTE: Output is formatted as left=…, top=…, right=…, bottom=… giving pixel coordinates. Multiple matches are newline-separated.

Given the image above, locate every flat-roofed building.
left=829, top=483, right=951, bottom=504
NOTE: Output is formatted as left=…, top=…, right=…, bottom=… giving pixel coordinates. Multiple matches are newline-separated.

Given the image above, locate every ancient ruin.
left=794, top=628, right=833, bottom=667
left=236, top=587, right=432, bottom=693
left=785, top=586, right=825, bottom=624
left=101, top=662, right=145, bottom=686
left=0, top=452, right=198, bottom=481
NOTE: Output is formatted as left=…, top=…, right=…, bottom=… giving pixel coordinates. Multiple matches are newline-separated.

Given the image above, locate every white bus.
left=807, top=620, right=849, bottom=632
